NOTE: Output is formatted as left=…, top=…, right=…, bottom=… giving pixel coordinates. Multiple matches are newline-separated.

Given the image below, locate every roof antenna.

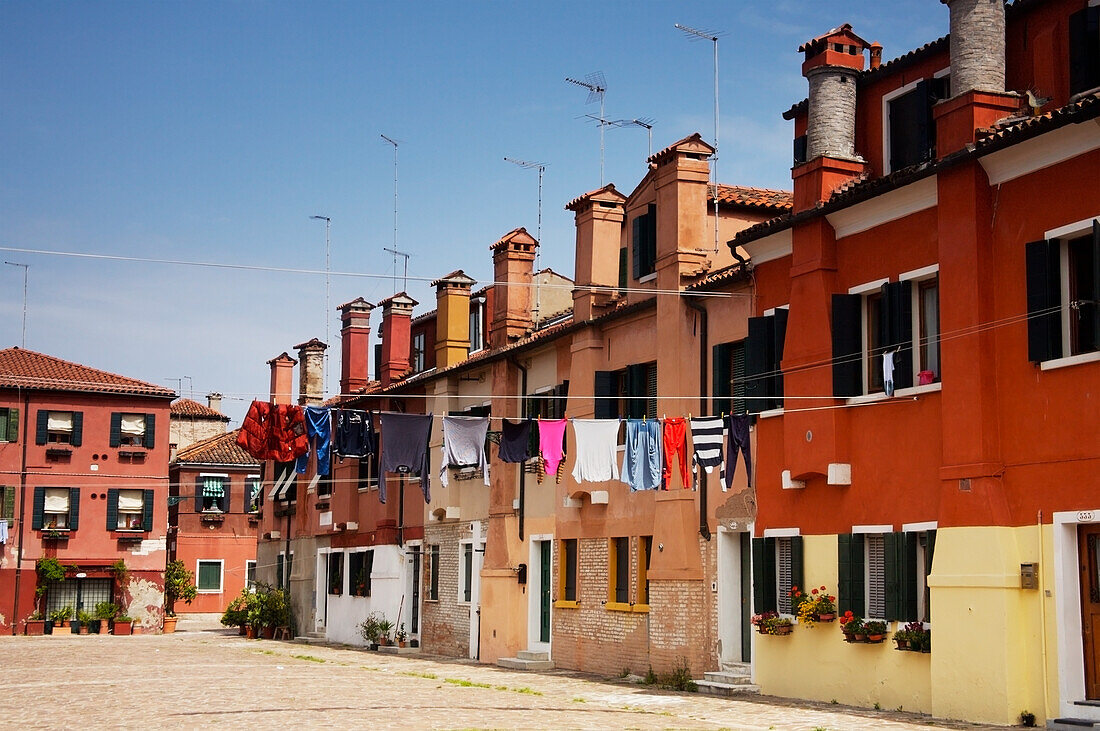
left=566, top=73, right=607, bottom=184
left=610, top=118, right=655, bottom=158
left=504, top=157, right=547, bottom=323
left=380, top=134, right=409, bottom=293
left=676, top=24, right=724, bottom=252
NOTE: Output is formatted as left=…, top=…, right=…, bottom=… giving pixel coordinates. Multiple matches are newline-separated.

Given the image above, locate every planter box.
left=112, top=620, right=133, bottom=636
left=25, top=620, right=46, bottom=636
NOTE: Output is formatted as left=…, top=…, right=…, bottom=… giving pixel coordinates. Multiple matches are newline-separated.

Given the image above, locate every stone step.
left=1049, top=719, right=1100, bottom=730
left=703, top=671, right=754, bottom=685
left=719, top=661, right=751, bottom=674
left=695, top=680, right=761, bottom=697
left=377, top=644, right=420, bottom=655
left=517, top=650, right=550, bottom=661
left=497, top=657, right=554, bottom=671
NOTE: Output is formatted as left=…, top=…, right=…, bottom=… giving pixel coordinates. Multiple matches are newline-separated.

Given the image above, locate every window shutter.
left=1069, top=7, right=1100, bottom=96
left=32, top=487, right=44, bottom=530
left=143, top=489, right=155, bottom=531
left=837, top=533, right=866, bottom=615
left=106, top=489, right=119, bottom=530
left=884, top=531, right=901, bottom=620
left=832, top=294, right=863, bottom=396
left=195, top=477, right=204, bottom=513
left=925, top=529, right=937, bottom=577
left=109, top=413, right=122, bottom=447
left=70, top=411, right=83, bottom=447
left=751, top=537, right=768, bottom=612
left=745, top=316, right=771, bottom=414
left=618, top=248, right=627, bottom=292
left=1092, top=220, right=1100, bottom=348
left=644, top=204, right=657, bottom=275
left=222, top=479, right=231, bottom=514
left=789, top=535, right=804, bottom=599
left=2, top=486, right=14, bottom=521
left=144, top=413, right=156, bottom=448
left=1025, top=239, right=1062, bottom=362
left=68, top=488, right=80, bottom=530
left=712, top=342, right=732, bottom=416
left=771, top=308, right=788, bottom=410
left=626, top=364, right=647, bottom=419
left=646, top=362, right=658, bottom=419
left=36, top=410, right=48, bottom=445
left=914, top=79, right=933, bottom=162
left=7, top=407, right=18, bottom=443
left=901, top=531, right=919, bottom=621
left=593, top=371, right=616, bottom=419
left=632, top=216, right=643, bottom=280
left=881, top=281, right=914, bottom=390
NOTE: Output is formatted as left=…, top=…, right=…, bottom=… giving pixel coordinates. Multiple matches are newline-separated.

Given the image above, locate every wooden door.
left=1079, top=525, right=1100, bottom=698
left=539, top=541, right=551, bottom=643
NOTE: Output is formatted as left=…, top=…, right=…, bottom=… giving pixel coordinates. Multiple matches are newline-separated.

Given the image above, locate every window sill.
left=1040, top=351, right=1100, bottom=371
left=554, top=600, right=579, bottom=609
left=846, top=381, right=941, bottom=406
left=196, top=589, right=223, bottom=594
left=637, top=272, right=657, bottom=283
left=605, top=601, right=633, bottom=612
left=757, top=407, right=784, bottom=419
left=112, top=530, right=146, bottom=540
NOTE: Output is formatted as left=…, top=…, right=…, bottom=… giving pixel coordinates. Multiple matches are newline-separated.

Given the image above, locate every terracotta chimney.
left=206, top=392, right=223, bottom=413
left=567, top=184, right=627, bottom=321
left=869, top=42, right=883, bottom=70
left=649, top=133, right=714, bottom=289
left=378, top=292, right=418, bottom=387
left=489, top=228, right=537, bottom=348
left=432, top=270, right=476, bottom=369
left=295, top=338, right=327, bottom=406
left=338, top=297, right=374, bottom=395
left=267, top=352, right=297, bottom=406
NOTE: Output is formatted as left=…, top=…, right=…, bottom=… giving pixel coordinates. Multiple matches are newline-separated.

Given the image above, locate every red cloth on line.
left=662, top=417, right=691, bottom=490
left=237, top=400, right=309, bottom=461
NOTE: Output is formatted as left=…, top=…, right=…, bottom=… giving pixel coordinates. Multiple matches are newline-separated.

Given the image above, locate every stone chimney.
left=267, top=352, right=297, bottom=406
left=567, top=184, right=627, bottom=321
left=378, top=292, right=418, bottom=387
left=432, top=270, right=476, bottom=369
left=489, top=228, right=537, bottom=349
left=206, top=392, right=223, bottom=413
left=295, top=338, right=327, bottom=406
left=338, top=297, right=374, bottom=395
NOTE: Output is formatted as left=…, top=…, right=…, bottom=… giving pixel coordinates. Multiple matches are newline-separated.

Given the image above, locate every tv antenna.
left=504, top=157, right=547, bottom=321
left=383, top=246, right=410, bottom=294
left=380, top=134, right=406, bottom=293
left=566, top=72, right=607, bottom=184
left=310, top=215, right=332, bottom=395
left=610, top=117, right=655, bottom=158
left=676, top=24, right=723, bottom=251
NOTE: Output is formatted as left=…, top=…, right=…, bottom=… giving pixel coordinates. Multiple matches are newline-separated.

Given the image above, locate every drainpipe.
left=509, top=356, right=528, bottom=541
left=11, top=390, right=30, bottom=633
left=685, top=297, right=711, bottom=541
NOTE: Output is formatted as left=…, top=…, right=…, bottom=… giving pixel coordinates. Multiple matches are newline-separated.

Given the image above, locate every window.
left=637, top=536, right=652, bottom=606
left=276, top=554, right=285, bottom=590
left=1026, top=221, right=1100, bottom=362
left=197, top=475, right=229, bottom=513
left=884, top=76, right=948, bottom=173
left=246, top=475, right=261, bottom=512
left=357, top=452, right=379, bottom=491
left=1069, top=6, right=1100, bottom=96
left=793, top=134, right=808, bottom=166
left=526, top=382, right=569, bottom=420
left=1, top=485, right=15, bottom=521
left=411, top=331, right=426, bottom=373
left=196, top=560, right=223, bottom=592
left=0, top=406, right=18, bottom=443
left=317, top=452, right=335, bottom=497
left=752, top=535, right=803, bottom=614
left=245, top=561, right=257, bottom=590
left=349, top=549, right=374, bottom=597
left=560, top=538, right=578, bottom=603
left=594, top=362, right=656, bottom=419
left=35, top=410, right=81, bottom=446
left=608, top=537, right=629, bottom=605
left=328, top=552, right=343, bottom=595
left=33, top=487, right=79, bottom=531
left=460, top=541, right=474, bottom=603
left=111, top=412, right=155, bottom=448
left=427, top=545, right=440, bottom=600
left=469, top=300, right=485, bottom=353
left=837, top=530, right=936, bottom=622
left=374, top=343, right=383, bottom=382
left=712, top=340, right=747, bottom=416
left=745, top=310, right=788, bottom=413
left=108, top=488, right=151, bottom=531
left=832, top=274, right=941, bottom=396
left=618, top=248, right=628, bottom=293
left=632, top=204, right=657, bottom=280
left=270, top=461, right=297, bottom=502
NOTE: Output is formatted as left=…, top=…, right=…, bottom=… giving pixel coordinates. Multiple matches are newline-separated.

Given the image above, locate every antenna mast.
left=676, top=24, right=723, bottom=252
left=566, top=73, right=607, bottom=184
left=610, top=117, right=655, bottom=158
left=504, top=157, right=547, bottom=322
left=310, top=215, right=331, bottom=395
left=380, top=134, right=406, bottom=293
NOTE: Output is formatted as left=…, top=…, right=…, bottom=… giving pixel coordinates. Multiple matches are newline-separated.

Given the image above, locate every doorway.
left=1080, top=524, right=1100, bottom=698
left=527, top=537, right=552, bottom=654
left=717, top=528, right=751, bottom=664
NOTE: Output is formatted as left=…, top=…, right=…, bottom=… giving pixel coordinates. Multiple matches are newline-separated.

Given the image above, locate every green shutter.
left=31, top=487, right=44, bottom=530
left=884, top=532, right=901, bottom=620
left=106, top=489, right=119, bottom=530
left=109, top=413, right=122, bottom=447
left=142, top=489, right=154, bottom=531
left=2, top=486, right=15, bottom=521
left=752, top=536, right=777, bottom=613
left=195, top=477, right=204, bottom=513
left=222, top=479, right=230, bottom=513
left=901, top=532, right=919, bottom=621
left=632, top=216, right=643, bottom=280
left=925, top=529, right=937, bottom=576
left=618, top=247, right=627, bottom=292
left=68, top=488, right=80, bottom=530
left=70, top=411, right=83, bottom=447
left=144, top=413, right=155, bottom=448
left=790, top=535, right=804, bottom=597
left=7, top=407, right=18, bottom=443
left=36, top=410, right=48, bottom=445
left=837, top=533, right=866, bottom=616
left=713, top=342, right=732, bottom=416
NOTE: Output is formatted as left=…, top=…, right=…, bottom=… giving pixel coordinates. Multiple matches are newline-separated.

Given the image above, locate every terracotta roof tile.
left=171, top=398, right=230, bottom=420
left=710, top=184, right=793, bottom=211
left=0, top=347, right=175, bottom=398
left=174, top=430, right=260, bottom=466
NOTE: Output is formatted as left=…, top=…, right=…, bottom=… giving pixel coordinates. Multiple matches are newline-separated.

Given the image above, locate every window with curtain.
left=43, top=487, right=71, bottom=529
left=117, top=489, right=144, bottom=530
left=119, top=414, right=147, bottom=446
left=201, top=475, right=227, bottom=512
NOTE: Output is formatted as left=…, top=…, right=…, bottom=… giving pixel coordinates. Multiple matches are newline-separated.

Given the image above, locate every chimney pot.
left=267, top=352, right=297, bottom=406
left=206, top=392, right=223, bottom=413
left=869, top=42, right=883, bottom=70
left=941, top=0, right=1005, bottom=96
left=489, top=228, right=538, bottom=348
left=339, top=297, right=374, bottom=395
left=294, top=338, right=327, bottom=405
left=378, top=292, right=418, bottom=386
left=432, top=270, right=476, bottom=369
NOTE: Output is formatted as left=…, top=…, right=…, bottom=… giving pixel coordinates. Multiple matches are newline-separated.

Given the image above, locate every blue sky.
left=0, top=1, right=945, bottom=425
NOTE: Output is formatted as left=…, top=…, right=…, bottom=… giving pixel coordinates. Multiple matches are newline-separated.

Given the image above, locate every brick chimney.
left=566, top=184, right=626, bottom=321
left=267, top=352, right=296, bottom=405
left=338, top=297, right=373, bottom=395
left=206, top=392, right=223, bottom=413
left=432, top=270, right=476, bottom=369
left=934, top=0, right=1018, bottom=155
left=295, top=338, right=327, bottom=406
left=649, top=133, right=713, bottom=290
left=792, top=23, right=872, bottom=213
left=489, top=228, right=537, bottom=348
left=378, top=292, right=418, bottom=387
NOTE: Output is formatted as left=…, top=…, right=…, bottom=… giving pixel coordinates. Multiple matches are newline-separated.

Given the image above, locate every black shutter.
left=144, top=413, right=156, bottom=448
left=222, top=479, right=230, bottom=513
left=789, top=535, right=804, bottom=598
left=837, top=533, right=866, bottom=616
left=744, top=316, right=771, bottom=414
left=68, top=488, right=80, bottom=530
left=884, top=531, right=901, bottom=620
left=7, top=407, right=18, bottom=443
left=1069, top=7, right=1100, bottom=96
left=712, top=342, right=732, bottom=416
left=32, top=487, right=44, bottom=530
left=70, top=411, right=83, bottom=447
left=109, top=413, right=122, bottom=447
left=771, top=308, right=788, bottom=410
left=195, top=477, right=204, bottom=513
left=793, top=134, right=808, bottom=165
left=143, top=489, right=154, bottom=531
left=900, top=531, right=919, bottom=621
left=644, top=204, right=657, bottom=275
left=626, top=364, right=648, bottom=419
left=36, top=410, right=48, bottom=445
left=632, top=216, right=643, bottom=280
left=1092, top=220, right=1100, bottom=348
left=106, top=489, right=119, bottom=530
left=751, top=536, right=777, bottom=613
left=618, top=248, right=627, bottom=292
left=914, top=79, right=933, bottom=162
left=832, top=294, right=863, bottom=396
left=1025, top=239, right=1062, bottom=362
left=881, top=281, right=914, bottom=390
left=593, top=371, right=616, bottom=419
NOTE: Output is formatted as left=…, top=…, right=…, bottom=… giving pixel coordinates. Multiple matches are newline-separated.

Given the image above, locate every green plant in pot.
left=376, top=618, right=393, bottom=645
left=163, top=559, right=197, bottom=629
left=34, top=557, right=66, bottom=615
left=359, top=612, right=383, bottom=647
left=221, top=590, right=250, bottom=634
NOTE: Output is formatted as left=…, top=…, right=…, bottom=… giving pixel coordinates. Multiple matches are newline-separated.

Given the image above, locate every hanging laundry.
left=440, top=415, right=490, bottom=487
left=295, top=406, right=333, bottom=475
left=236, top=400, right=274, bottom=459
left=236, top=401, right=309, bottom=461
left=334, top=409, right=376, bottom=459
left=662, top=417, right=691, bottom=489
left=378, top=412, right=433, bottom=504
left=498, top=419, right=533, bottom=464
left=883, top=350, right=896, bottom=397
left=0, top=518, right=7, bottom=544
left=621, top=419, right=662, bottom=492
left=537, top=418, right=568, bottom=484
left=570, top=419, right=620, bottom=483
left=690, top=416, right=724, bottom=475
left=723, top=414, right=752, bottom=490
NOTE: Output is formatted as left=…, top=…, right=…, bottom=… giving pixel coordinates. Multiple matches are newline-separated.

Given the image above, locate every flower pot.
left=162, top=616, right=178, bottom=634
left=43, top=620, right=54, bottom=635
left=89, top=619, right=102, bottom=634
left=79, top=625, right=89, bottom=635
left=895, top=639, right=908, bottom=650
left=398, top=640, right=406, bottom=648
left=239, top=624, right=247, bottom=636
left=246, top=625, right=257, bottom=639
left=775, top=624, right=793, bottom=635
left=261, top=626, right=275, bottom=639
left=25, top=619, right=46, bottom=636
left=842, top=631, right=855, bottom=642
left=817, top=612, right=836, bottom=622
left=853, top=633, right=867, bottom=642
left=113, top=620, right=133, bottom=636
left=867, top=633, right=886, bottom=643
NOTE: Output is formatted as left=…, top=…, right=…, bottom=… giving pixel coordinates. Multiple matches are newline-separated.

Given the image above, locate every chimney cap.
left=565, top=183, right=627, bottom=211
left=377, top=291, right=419, bottom=308
left=293, top=337, right=328, bottom=351
left=647, top=132, right=715, bottom=165
left=266, top=351, right=298, bottom=366
left=798, top=23, right=870, bottom=55
left=337, top=296, right=374, bottom=312
left=431, top=269, right=477, bottom=288
left=489, top=227, right=539, bottom=251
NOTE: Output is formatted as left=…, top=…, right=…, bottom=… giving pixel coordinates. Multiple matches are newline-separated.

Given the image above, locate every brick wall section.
left=946, top=0, right=1005, bottom=95
left=807, top=67, right=860, bottom=160
left=552, top=536, right=719, bottom=677
left=420, top=521, right=484, bottom=658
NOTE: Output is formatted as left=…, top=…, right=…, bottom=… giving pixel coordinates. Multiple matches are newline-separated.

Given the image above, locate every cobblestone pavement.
left=0, top=627, right=1007, bottom=730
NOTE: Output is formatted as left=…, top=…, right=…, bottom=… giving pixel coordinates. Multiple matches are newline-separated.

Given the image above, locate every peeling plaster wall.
left=125, top=576, right=165, bottom=631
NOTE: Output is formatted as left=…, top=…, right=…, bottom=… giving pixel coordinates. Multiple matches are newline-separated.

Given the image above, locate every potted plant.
left=245, top=593, right=262, bottom=639
left=377, top=618, right=394, bottom=645
left=113, top=614, right=134, bottom=635
left=395, top=622, right=408, bottom=648
left=76, top=610, right=93, bottom=634
left=261, top=588, right=290, bottom=639
left=750, top=610, right=777, bottom=635
left=95, top=601, right=119, bottom=633
left=813, top=587, right=837, bottom=621
left=163, top=559, right=198, bottom=633
left=49, top=605, right=73, bottom=633
left=920, top=629, right=931, bottom=653
left=840, top=611, right=864, bottom=642
left=34, top=557, right=66, bottom=620
left=25, top=610, right=46, bottom=636
left=864, top=620, right=888, bottom=643
left=221, top=591, right=250, bottom=635
left=771, top=616, right=794, bottom=635
left=359, top=612, right=383, bottom=648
